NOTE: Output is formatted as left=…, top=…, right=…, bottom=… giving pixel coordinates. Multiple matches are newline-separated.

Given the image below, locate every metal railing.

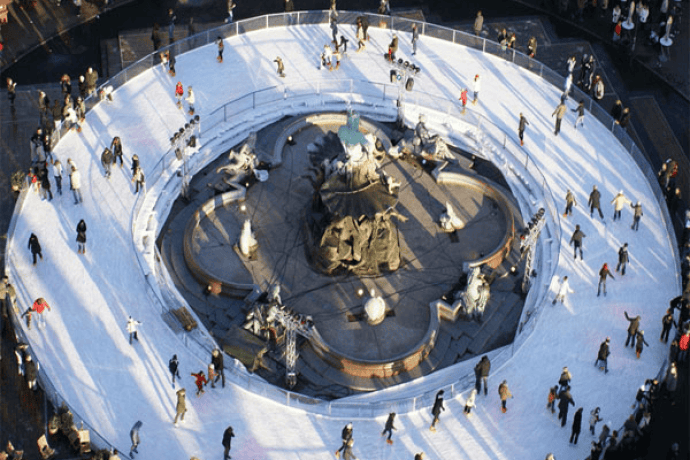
left=5, top=9, right=680, bottom=430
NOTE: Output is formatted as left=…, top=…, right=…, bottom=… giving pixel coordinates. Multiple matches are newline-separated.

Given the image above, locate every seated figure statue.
left=215, top=132, right=260, bottom=189
left=439, top=201, right=465, bottom=232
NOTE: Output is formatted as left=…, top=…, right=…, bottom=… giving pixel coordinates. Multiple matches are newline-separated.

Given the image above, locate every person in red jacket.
left=459, top=88, right=468, bottom=114
left=191, top=370, right=207, bottom=396
left=597, top=263, right=615, bottom=297
left=175, top=82, right=184, bottom=109
left=31, top=297, right=51, bottom=329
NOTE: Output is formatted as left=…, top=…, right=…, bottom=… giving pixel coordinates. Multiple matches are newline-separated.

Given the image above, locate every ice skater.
left=429, top=389, right=445, bottom=430
left=552, top=276, right=573, bottom=304
left=552, top=99, right=567, bottom=136
left=129, top=420, right=142, bottom=457
left=217, top=36, right=224, bottom=62
left=572, top=100, right=585, bottom=128
left=518, top=113, right=529, bottom=146
left=630, top=201, right=643, bottom=230
left=169, top=354, right=181, bottom=387
left=498, top=380, right=513, bottom=413
left=335, top=423, right=353, bottom=458
left=381, top=412, right=396, bottom=444
left=464, top=389, right=477, bottom=416
left=191, top=370, right=208, bottom=396
left=472, top=74, right=481, bottom=105
left=175, top=81, right=184, bottom=109
left=127, top=316, right=142, bottom=344
left=616, top=243, right=629, bottom=275
left=274, top=57, right=286, bottom=77
left=595, top=337, right=610, bottom=373
left=28, top=233, right=43, bottom=265
left=76, top=219, right=87, bottom=254
left=597, top=263, right=615, bottom=296
left=569, top=224, right=586, bottom=260
left=588, top=185, right=604, bottom=219
left=173, top=388, right=186, bottom=426
left=624, top=312, right=641, bottom=347
left=564, top=189, right=576, bottom=216
left=611, top=190, right=631, bottom=221
left=222, top=426, right=234, bottom=459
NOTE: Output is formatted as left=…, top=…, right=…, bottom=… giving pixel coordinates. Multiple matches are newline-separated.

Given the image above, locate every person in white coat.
left=611, top=191, right=632, bottom=221
left=472, top=74, right=481, bottom=105
left=464, top=389, right=477, bottom=415
left=553, top=276, right=574, bottom=304
left=127, top=316, right=142, bottom=344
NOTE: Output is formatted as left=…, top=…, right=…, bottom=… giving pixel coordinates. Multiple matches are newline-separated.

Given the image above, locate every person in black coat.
left=28, top=233, right=43, bottom=265
left=569, top=225, right=586, bottom=260
left=661, top=309, right=677, bottom=343
left=616, top=243, right=629, bottom=275
left=168, top=354, right=181, bottom=386
left=611, top=100, right=623, bottom=122
left=474, top=355, right=491, bottom=395
left=76, top=219, right=87, bottom=254
left=211, top=348, right=225, bottom=388
left=624, top=312, right=641, bottom=347
left=595, top=337, right=610, bottom=373
left=222, top=426, right=234, bottom=460
left=335, top=423, right=353, bottom=458
left=557, top=386, right=575, bottom=427
left=570, top=407, right=583, bottom=444
left=588, top=185, right=604, bottom=219
left=381, top=412, right=396, bottom=444
left=429, top=390, right=445, bottom=431
left=110, top=136, right=123, bottom=167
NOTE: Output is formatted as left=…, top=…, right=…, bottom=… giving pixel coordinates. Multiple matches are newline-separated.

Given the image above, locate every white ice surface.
left=7, top=24, right=679, bottom=460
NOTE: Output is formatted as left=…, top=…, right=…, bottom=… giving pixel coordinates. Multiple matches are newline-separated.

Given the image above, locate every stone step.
left=466, top=292, right=522, bottom=355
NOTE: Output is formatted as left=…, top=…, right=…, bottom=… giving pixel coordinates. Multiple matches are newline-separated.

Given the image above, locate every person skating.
left=572, top=100, right=585, bottom=128
left=129, top=420, right=142, bottom=457
left=611, top=190, right=631, bottom=221
left=660, top=309, right=676, bottom=343
left=564, top=189, right=576, bottom=217
left=387, top=34, right=399, bottom=61
left=76, top=219, right=87, bottom=254
left=557, top=385, right=574, bottom=427
left=274, top=57, right=286, bottom=77
left=597, top=263, right=615, bottom=296
left=589, top=407, right=602, bottom=435
left=173, top=388, right=186, bottom=425
left=518, top=113, right=529, bottom=146
left=30, top=297, right=51, bottom=329
left=472, top=74, right=481, bottom=105
left=169, top=354, right=181, bottom=387
left=356, top=19, right=366, bottom=51
left=552, top=276, right=573, bottom=304
left=547, top=385, right=558, bottom=413
left=168, top=50, right=177, bottom=76
left=132, top=165, right=145, bottom=194
left=527, top=36, right=537, bottom=58
left=624, top=312, right=641, bottom=347
left=101, top=147, right=113, bottom=178
left=207, top=363, right=216, bottom=389
left=411, top=23, right=419, bottom=55
left=110, top=136, right=123, bottom=167
left=212, top=348, right=225, bottom=388
left=552, top=99, right=567, bottom=136
left=635, top=330, right=649, bottom=358
left=630, top=201, right=643, bottom=230
left=70, top=163, right=83, bottom=204
left=127, top=316, right=142, bottom=344
left=429, top=389, right=445, bottom=430
left=175, top=82, right=184, bottom=109
left=558, top=366, right=572, bottom=390
left=222, top=426, right=234, bottom=459
left=459, top=88, right=468, bottom=114
left=381, top=412, right=396, bottom=444
left=595, top=337, right=610, bottom=373
left=217, top=36, right=224, bottom=63
left=498, top=380, right=513, bottom=413
left=186, top=86, right=195, bottom=115
left=414, top=453, right=425, bottom=460
left=570, top=407, right=583, bottom=444
left=341, top=438, right=357, bottom=460
left=616, top=243, right=629, bottom=275
left=569, top=225, right=586, bottom=260
left=588, top=185, right=604, bottom=219
left=191, top=370, right=208, bottom=396
left=28, top=233, right=43, bottom=265
left=335, top=422, right=353, bottom=458
left=474, top=355, right=491, bottom=395
left=464, top=389, right=477, bottom=415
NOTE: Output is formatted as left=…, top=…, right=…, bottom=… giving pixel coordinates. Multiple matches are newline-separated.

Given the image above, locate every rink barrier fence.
left=3, top=11, right=679, bottom=444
